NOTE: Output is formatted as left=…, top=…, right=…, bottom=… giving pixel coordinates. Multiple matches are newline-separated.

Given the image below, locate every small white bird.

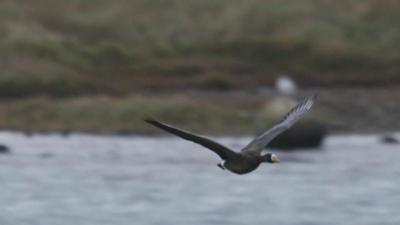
left=276, top=75, right=297, bottom=95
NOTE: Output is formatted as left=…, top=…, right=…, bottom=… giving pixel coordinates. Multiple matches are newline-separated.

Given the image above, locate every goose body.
left=221, top=153, right=263, bottom=174
left=145, top=94, right=317, bottom=174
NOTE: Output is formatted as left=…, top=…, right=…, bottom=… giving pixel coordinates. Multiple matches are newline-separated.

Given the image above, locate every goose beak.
left=271, top=154, right=280, bottom=163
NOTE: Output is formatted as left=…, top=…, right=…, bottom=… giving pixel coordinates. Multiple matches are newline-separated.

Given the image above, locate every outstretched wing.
left=242, top=94, right=317, bottom=153
left=145, top=118, right=238, bottom=160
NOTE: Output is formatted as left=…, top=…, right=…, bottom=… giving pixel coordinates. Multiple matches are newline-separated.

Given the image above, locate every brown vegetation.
left=0, top=1, right=399, bottom=133
left=0, top=0, right=400, bottom=97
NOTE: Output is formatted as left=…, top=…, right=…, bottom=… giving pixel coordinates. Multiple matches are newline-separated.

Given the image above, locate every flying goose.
left=145, top=94, right=317, bottom=174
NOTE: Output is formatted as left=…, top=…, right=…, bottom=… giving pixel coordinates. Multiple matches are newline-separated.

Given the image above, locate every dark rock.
left=24, top=131, right=34, bottom=137
left=114, top=129, right=134, bottom=136
left=60, top=129, right=72, bottom=137
left=267, top=120, right=326, bottom=150
left=257, top=96, right=326, bottom=150
left=38, top=153, right=53, bottom=158
left=0, top=144, right=10, bottom=154
left=381, top=135, right=399, bottom=144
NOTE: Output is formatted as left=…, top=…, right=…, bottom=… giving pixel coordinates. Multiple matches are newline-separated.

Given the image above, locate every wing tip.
left=311, top=93, right=318, bottom=101
left=299, top=93, right=318, bottom=111
left=306, top=93, right=318, bottom=106
left=144, top=117, right=158, bottom=125
left=307, top=93, right=318, bottom=102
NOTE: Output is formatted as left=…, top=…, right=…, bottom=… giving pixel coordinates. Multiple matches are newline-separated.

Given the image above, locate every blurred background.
left=1, top=1, right=400, bottom=225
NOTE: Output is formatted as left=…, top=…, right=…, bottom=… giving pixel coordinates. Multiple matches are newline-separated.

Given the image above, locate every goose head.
left=262, top=153, right=280, bottom=163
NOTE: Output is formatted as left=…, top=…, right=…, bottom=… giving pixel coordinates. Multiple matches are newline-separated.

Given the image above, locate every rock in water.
left=267, top=120, right=326, bottom=150
left=381, top=135, right=399, bottom=144
left=258, top=96, right=326, bottom=150
left=0, top=145, right=10, bottom=154
left=38, top=153, right=53, bottom=158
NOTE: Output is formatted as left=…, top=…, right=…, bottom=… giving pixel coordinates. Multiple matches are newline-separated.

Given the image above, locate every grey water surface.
left=0, top=132, right=399, bottom=225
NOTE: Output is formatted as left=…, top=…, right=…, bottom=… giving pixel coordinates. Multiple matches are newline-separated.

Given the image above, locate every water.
left=0, top=133, right=399, bottom=225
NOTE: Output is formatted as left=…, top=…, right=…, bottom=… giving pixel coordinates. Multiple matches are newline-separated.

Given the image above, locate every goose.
left=145, top=94, right=317, bottom=174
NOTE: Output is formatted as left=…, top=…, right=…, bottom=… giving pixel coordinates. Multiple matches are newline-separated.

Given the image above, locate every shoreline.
left=0, top=86, right=398, bottom=134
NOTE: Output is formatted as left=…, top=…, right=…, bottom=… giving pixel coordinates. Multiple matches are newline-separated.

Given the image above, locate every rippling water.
left=0, top=133, right=399, bottom=225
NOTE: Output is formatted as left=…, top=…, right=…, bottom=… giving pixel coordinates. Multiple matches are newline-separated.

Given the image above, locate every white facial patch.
left=271, top=154, right=280, bottom=163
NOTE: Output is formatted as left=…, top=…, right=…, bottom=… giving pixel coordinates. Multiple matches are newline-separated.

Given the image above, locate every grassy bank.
left=0, top=0, right=400, bottom=97
left=0, top=95, right=258, bottom=134
left=1, top=0, right=399, bottom=133
left=0, top=88, right=399, bottom=134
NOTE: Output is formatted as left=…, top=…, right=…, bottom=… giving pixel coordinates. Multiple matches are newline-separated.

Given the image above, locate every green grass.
left=0, top=0, right=400, bottom=97
left=0, top=95, right=258, bottom=134
left=0, top=90, right=398, bottom=134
